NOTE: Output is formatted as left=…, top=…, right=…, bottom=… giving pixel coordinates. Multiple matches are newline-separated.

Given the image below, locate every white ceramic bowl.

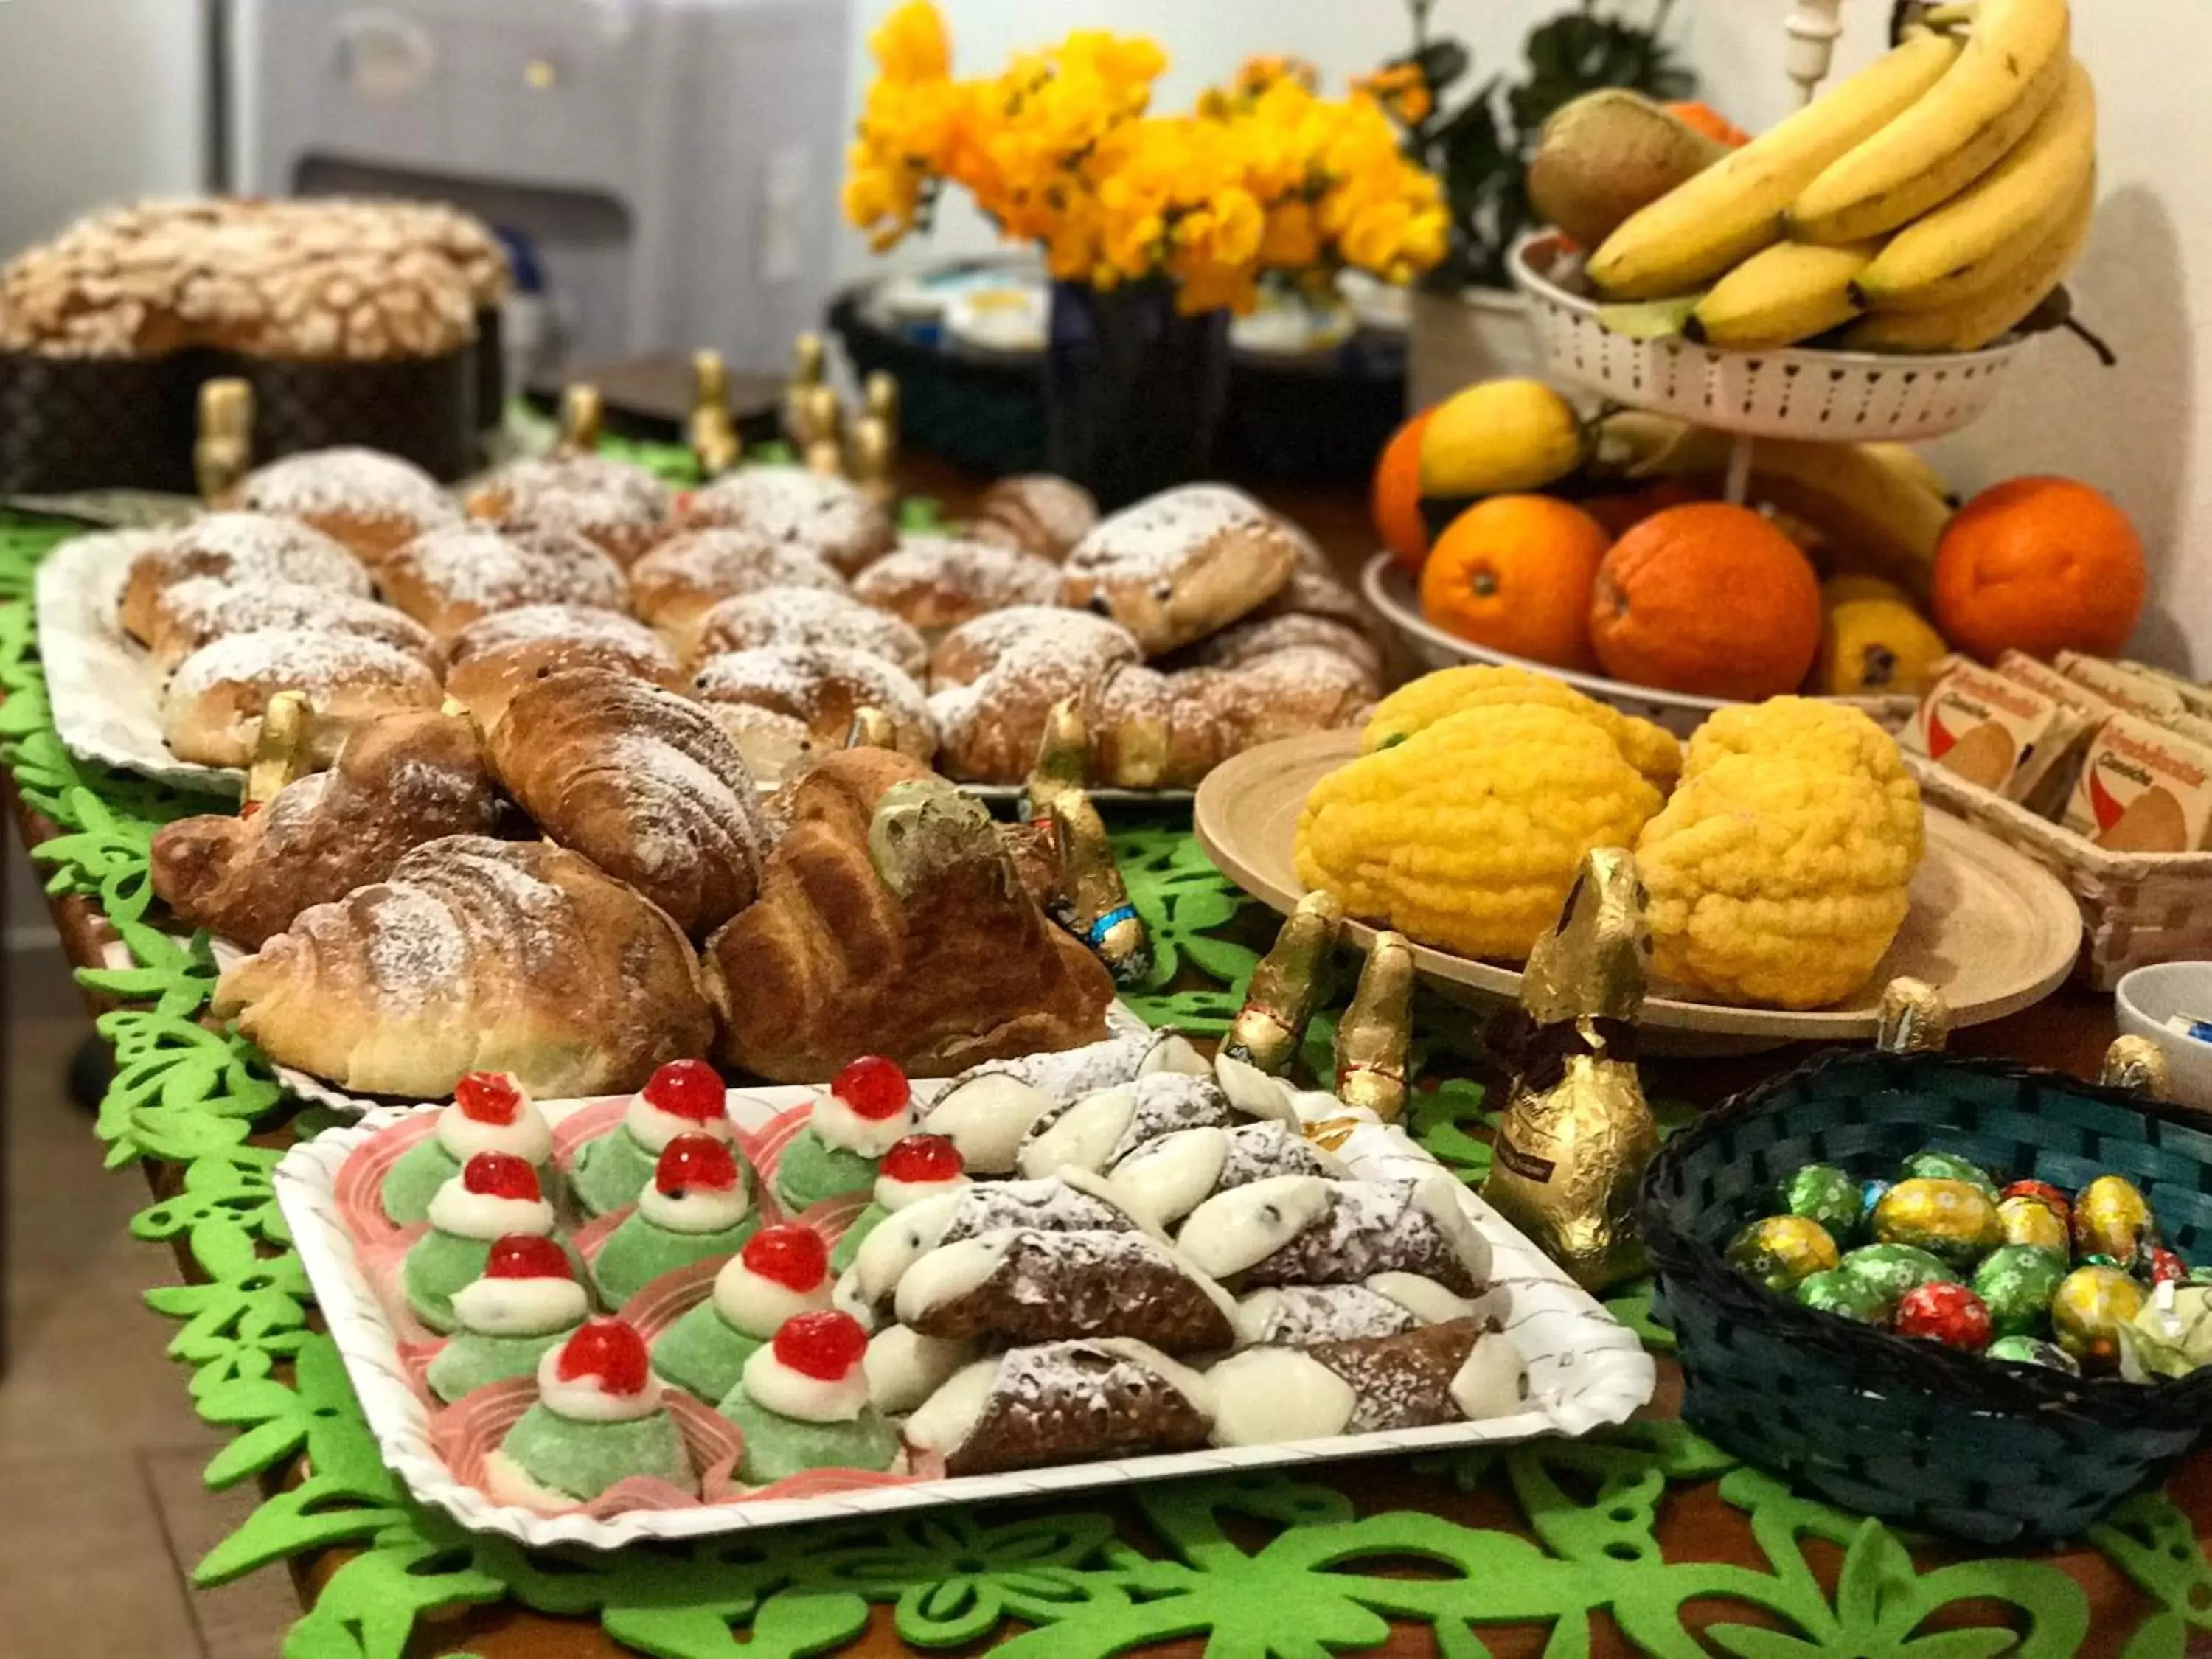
left=2115, top=961, right=2212, bottom=1109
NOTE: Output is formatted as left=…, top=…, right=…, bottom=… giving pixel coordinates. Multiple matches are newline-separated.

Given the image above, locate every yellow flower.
left=870, top=1, right=950, bottom=84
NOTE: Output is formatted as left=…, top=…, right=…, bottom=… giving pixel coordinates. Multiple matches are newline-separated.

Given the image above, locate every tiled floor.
left=1, top=937, right=296, bottom=1658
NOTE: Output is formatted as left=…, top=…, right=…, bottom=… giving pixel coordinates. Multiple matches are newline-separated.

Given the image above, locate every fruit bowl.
left=1361, top=552, right=1915, bottom=739
left=1510, top=232, right=2033, bottom=443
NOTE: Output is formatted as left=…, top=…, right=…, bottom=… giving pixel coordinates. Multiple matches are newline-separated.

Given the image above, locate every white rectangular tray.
left=275, top=1085, right=1656, bottom=1550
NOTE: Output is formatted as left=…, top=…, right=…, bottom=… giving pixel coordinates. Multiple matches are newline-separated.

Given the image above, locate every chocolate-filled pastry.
left=701, top=748, right=1113, bottom=1082
left=1206, top=1318, right=1527, bottom=1444
left=627, top=527, right=846, bottom=655
left=917, top=1027, right=1208, bottom=1174
left=144, top=579, right=438, bottom=674
left=690, top=585, right=928, bottom=676
left=163, top=630, right=442, bottom=768
left=1015, top=1072, right=1237, bottom=1181
left=902, top=1338, right=1214, bottom=1476
left=152, top=710, right=500, bottom=947
left=1232, top=1276, right=1483, bottom=1349
left=964, top=474, right=1099, bottom=560
left=925, top=607, right=1142, bottom=784
left=852, top=534, right=1061, bottom=635
left=211, top=835, right=715, bottom=1099
left=121, top=513, right=371, bottom=644
left=465, top=453, right=673, bottom=567
left=218, top=447, right=462, bottom=567
left=1177, top=1174, right=1492, bottom=1296
left=894, top=1227, right=1237, bottom=1354
left=487, top=668, right=770, bottom=939
left=444, top=608, right=681, bottom=734
left=844, top=1170, right=1143, bottom=1313
left=676, top=465, right=897, bottom=577
left=1058, top=484, right=1298, bottom=656
left=378, top=525, right=629, bottom=643
left=1107, top=1120, right=1346, bottom=1230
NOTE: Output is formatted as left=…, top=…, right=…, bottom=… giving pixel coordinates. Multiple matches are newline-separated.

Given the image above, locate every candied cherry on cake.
left=831, top=1054, right=911, bottom=1121
left=643, top=1058, right=726, bottom=1123
left=461, top=1151, right=541, bottom=1202
left=655, top=1133, right=741, bottom=1195
left=773, top=1310, right=869, bottom=1380
left=742, top=1223, right=830, bottom=1290
left=880, top=1133, right=963, bottom=1186
left=486, top=1234, right=574, bottom=1281
left=555, top=1318, right=651, bottom=1397
left=454, top=1071, right=525, bottom=1124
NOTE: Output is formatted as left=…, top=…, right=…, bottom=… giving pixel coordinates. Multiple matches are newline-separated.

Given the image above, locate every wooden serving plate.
left=1195, top=729, right=2084, bottom=1051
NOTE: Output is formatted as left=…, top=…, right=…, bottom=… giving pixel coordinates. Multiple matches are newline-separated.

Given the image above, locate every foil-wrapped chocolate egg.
left=2051, top=1264, right=2147, bottom=1371
left=1899, top=1150, right=1999, bottom=1200
left=2001, top=1179, right=2069, bottom=1226
left=1860, top=1179, right=1891, bottom=1229
left=2148, top=1247, right=2188, bottom=1287
left=1986, top=1335, right=2080, bottom=1374
left=1895, top=1281, right=1992, bottom=1349
left=1725, top=1215, right=1840, bottom=1293
left=1837, top=1242, right=1956, bottom=1307
left=1971, top=1244, right=2067, bottom=1339
left=1996, top=1194, right=2069, bottom=1256
left=1871, top=1179, right=2003, bottom=1266
left=1778, top=1164, right=1862, bottom=1240
left=2073, top=1176, right=2156, bottom=1269
left=1794, top=1267, right=1888, bottom=1324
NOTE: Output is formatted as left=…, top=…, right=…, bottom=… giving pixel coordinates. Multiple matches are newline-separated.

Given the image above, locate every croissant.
left=151, top=711, right=501, bottom=947
left=486, top=667, right=770, bottom=938
left=210, top=835, right=714, bottom=1099
left=703, top=749, right=1113, bottom=1082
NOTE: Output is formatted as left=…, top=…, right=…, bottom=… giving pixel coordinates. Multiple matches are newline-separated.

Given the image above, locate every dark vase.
left=1044, top=279, right=1231, bottom=509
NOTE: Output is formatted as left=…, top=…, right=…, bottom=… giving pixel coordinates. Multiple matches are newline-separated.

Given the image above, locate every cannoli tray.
left=34, top=529, right=243, bottom=796
left=275, top=1046, right=1655, bottom=1549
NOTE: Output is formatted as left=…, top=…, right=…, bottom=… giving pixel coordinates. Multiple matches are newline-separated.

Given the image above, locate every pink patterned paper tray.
left=275, top=1081, right=1655, bottom=1550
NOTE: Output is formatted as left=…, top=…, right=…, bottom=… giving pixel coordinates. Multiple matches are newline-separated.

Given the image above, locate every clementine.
left=1589, top=503, right=1822, bottom=700
left=1930, top=476, right=2147, bottom=662
left=1582, top=479, right=1707, bottom=540
left=1666, top=100, right=1750, bottom=147
left=1374, top=408, right=1433, bottom=571
left=1419, top=495, right=1610, bottom=672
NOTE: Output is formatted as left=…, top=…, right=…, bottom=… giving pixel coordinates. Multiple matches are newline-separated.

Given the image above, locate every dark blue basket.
left=1641, top=1048, right=2212, bottom=1545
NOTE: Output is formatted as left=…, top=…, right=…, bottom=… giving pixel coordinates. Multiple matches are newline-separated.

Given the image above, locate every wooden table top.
left=15, top=457, right=2205, bottom=1657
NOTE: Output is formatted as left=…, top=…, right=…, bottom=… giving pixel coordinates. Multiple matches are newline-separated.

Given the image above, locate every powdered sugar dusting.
left=167, top=628, right=437, bottom=703
left=1064, top=484, right=1272, bottom=581
left=630, top=529, right=846, bottom=616
left=1243, top=1284, right=1421, bottom=1346
left=479, top=454, right=669, bottom=518
left=692, top=644, right=930, bottom=733
left=1216, top=1122, right=1338, bottom=1189
left=853, top=535, right=1060, bottom=613
left=684, top=467, right=885, bottom=552
left=237, top=448, right=459, bottom=524
left=358, top=884, right=468, bottom=1006
left=691, top=586, right=926, bottom=674
left=140, top=514, right=372, bottom=599
left=940, top=1179, right=1133, bottom=1244
left=387, top=526, right=627, bottom=613
left=153, top=578, right=431, bottom=659
left=448, top=604, right=665, bottom=665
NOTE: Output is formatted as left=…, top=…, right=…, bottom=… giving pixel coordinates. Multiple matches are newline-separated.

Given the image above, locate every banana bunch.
left=1587, top=0, right=2094, bottom=355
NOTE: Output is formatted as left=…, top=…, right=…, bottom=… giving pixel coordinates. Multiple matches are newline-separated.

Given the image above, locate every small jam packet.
left=2056, top=652, right=2191, bottom=724
left=1904, top=662, right=2088, bottom=801
left=2060, top=714, right=2212, bottom=852
left=1996, top=650, right=2119, bottom=719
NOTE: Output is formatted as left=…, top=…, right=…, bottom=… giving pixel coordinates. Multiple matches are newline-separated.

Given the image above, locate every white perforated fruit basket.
left=1510, top=232, right=2032, bottom=443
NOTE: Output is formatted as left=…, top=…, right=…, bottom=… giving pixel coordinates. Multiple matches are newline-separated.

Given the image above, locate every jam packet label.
left=1997, top=650, right=2118, bottom=719
left=2060, top=714, right=2212, bottom=853
left=1904, top=663, right=2084, bottom=800
left=2056, top=653, right=2189, bottom=723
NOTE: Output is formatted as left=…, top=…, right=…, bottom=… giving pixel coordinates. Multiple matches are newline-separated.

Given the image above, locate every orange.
left=1582, top=479, right=1707, bottom=540
left=1930, top=476, right=2146, bottom=663
left=1589, top=504, right=1822, bottom=700
left=1419, top=495, right=1610, bottom=672
left=1666, top=100, right=1750, bottom=147
left=1374, top=409, right=1433, bottom=572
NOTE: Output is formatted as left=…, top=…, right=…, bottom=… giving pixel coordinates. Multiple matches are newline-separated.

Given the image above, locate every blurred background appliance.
left=234, top=0, right=853, bottom=385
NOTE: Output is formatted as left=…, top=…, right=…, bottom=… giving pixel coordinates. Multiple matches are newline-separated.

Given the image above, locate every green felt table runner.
left=5, top=501, right=2208, bottom=1658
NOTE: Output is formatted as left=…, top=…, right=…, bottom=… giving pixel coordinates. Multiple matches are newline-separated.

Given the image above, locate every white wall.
left=0, top=0, right=206, bottom=259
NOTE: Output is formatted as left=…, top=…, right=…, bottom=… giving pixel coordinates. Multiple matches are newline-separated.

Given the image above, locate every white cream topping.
left=623, top=1094, right=733, bottom=1154
left=1411, top=1173, right=1493, bottom=1289
left=1016, top=1086, right=1135, bottom=1180
left=899, top=1355, right=1000, bottom=1455
left=1176, top=1175, right=1331, bottom=1281
left=535, top=1345, right=664, bottom=1423
left=637, top=1174, right=751, bottom=1235
left=832, top=1266, right=880, bottom=1331
left=436, top=1095, right=553, bottom=1165
left=1369, top=1273, right=1480, bottom=1327
left=892, top=1231, right=1016, bottom=1326
left=874, top=1168, right=970, bottom=1212
left=1213, top=1054, right=1299, bottom=1124
left=451, top=1275, right=588, bottom=1338
left=427, top=1180, right=555, bottom=1242
left=919, top=1074, right=1057, bottom=1174
left=1450, top=1334, right=1529, bottom=1421
left=741, top=1342, right=869, bottom=1423
left=713, top=1254, right=832, bottom=1339
left=811, top=1092, right=914, bottom=1158
left=1141, top=1033, right=1211, bottom=1078
left=852, top=1191, right=964, bottom=1304
left=1106, top=1127, right=1228, bottom=1229
left=866, top=1325, right=976, bottom=1415
left=1207, top=1349, right=1356, bottom=1446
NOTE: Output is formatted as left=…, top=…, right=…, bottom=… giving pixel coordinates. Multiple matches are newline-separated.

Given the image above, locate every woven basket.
left=1642, top=1047, right=2212, bottom=1545
left=1908, top=757, right=2212, bottom=990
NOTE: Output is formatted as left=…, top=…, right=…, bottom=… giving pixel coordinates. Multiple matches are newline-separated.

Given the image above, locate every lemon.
left=1416, top=378, right=1586, bottom=499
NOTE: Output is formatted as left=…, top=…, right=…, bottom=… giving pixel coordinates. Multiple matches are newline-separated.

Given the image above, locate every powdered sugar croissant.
left=210, top=835, right=714, bottom=1099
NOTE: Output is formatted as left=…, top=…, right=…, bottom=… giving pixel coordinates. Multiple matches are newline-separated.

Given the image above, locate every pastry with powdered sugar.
left=217, top=446, right=461, bottom=567
left=676, top=465, right=896, bottom=577
left=1206, top=1318, right=1527, bottom=1445
left=900, top=1338, right=1214, bottom=1476
left=1057, top=484, right=1298, bottom=656
left=1177, top=1174, right=1492, bottom=1297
